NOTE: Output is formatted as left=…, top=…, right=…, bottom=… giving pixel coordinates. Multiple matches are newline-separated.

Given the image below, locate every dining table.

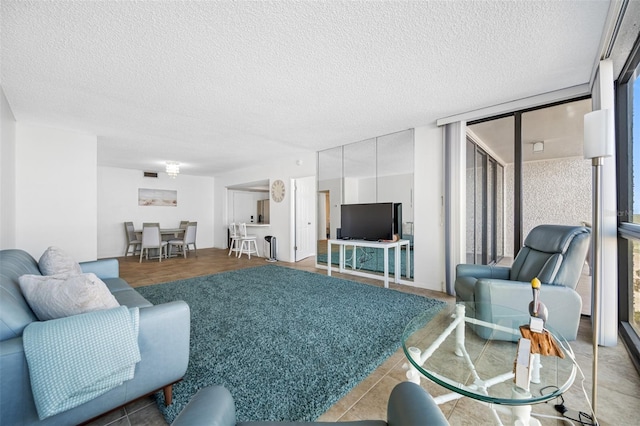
left=134, top=228, right=184, bottom=240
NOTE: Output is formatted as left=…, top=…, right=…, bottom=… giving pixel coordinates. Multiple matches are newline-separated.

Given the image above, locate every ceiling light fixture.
left=166, top=161, right=180, bottom=178
left=532, top=141, right=544, bottom=153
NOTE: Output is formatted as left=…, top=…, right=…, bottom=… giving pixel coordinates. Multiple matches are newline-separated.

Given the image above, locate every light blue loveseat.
left=0, top=249, right=191, bottom=425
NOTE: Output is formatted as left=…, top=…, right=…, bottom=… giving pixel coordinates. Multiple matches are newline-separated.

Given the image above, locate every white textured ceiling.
left=1, top=1, right=611, bottom=176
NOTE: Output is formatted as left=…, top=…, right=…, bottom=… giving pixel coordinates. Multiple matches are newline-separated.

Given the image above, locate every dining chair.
left=124, top=221, right=141, bottom=256
left=139, top=222, right=168, bottom=263
left=228, top=223, right=241, bottom=257
left=169, top=222, right=198, bottom=258
left=238, top=222, right=259, bottom=259
left=170, top=221, right=190, bottom=255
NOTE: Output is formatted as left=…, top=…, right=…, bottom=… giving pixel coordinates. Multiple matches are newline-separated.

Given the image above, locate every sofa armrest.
left=80, top=259, right=119, bottom=279
left=455, top=264, right=510, bottom=280
left=387, top=381, right=449, bottom=426
left=171, top=386, right=236, bottom=426
left=127, top=301, right=191, bottom=398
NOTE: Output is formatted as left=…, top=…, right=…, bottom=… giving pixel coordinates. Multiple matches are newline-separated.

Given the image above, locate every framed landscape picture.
left=138, top=188, right=177, bottom=207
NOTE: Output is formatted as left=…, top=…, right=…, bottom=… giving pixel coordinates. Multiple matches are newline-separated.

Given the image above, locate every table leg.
left=406, top=242, right=411, bottom=279
left=530, top=354, right=542, bottom=384
left=327, top=240, right=332, bottom=277
left=511, top=387, right=542, bottom=426
left=455, top=303, right=466, bottom=357
left=394, top=244, right=400, bottom=283
left=339, top=244, right=345, bottom=274
left=351, top=244, right=357, bottom=270
left=383, top=246, right=389, bottom=288
left=405, top=346, right=422, bottom=385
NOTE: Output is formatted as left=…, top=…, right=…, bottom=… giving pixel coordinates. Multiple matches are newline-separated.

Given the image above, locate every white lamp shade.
left=584, top=109, right=614, bottom=159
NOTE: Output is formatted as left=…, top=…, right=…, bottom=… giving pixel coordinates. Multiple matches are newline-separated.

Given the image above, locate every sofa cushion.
left=19, top=273, right=120, bottom=321
left=38, top=246, right=83, bottom=276
left=0, top=250, right=43, bottom=339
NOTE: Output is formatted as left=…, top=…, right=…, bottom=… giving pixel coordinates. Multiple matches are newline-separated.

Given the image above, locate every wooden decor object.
left=519, top=325, right=565, bottom=359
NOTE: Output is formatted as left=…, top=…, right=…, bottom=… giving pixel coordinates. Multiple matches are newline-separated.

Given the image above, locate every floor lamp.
left=583, top=108, right=614, bottom=421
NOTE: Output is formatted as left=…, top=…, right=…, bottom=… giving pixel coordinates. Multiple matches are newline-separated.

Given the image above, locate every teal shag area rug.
left=317, top=246, right=414, bottom=277
left=137, top=265, right=444, bottom=423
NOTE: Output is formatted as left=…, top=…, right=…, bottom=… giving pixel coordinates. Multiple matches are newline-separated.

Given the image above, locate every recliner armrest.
left=171, top=386, right=236, bottom=426
left=456, top=264, right=510, bottom=280
left=80, top=259, right=120, bottom=279
left=387, top=381, right=449, bottom=426
left=474, top=279, right=582, bottom=340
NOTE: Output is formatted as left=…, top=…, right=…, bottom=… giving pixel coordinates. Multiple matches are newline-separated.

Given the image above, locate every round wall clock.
left=271, top=179, right=285, bottom=203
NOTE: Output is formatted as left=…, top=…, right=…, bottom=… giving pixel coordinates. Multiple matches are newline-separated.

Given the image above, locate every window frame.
left=616, top=35, right=640, bottom=374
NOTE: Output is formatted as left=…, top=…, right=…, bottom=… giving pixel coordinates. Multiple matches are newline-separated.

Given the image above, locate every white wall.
left=97, top=166, right=215, bottom=258
left=214, top=151, right=317, bottom=262
left=0, top=86, right=17, bottom=249
left=503, top=157, right=592, bottom=258
left=15, top=123, right=98, bottom=261
left=413, top=124, right=445, bottom=292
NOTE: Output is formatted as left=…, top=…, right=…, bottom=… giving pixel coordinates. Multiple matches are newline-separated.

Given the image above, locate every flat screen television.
left=340, top=202, right=399, bottom=241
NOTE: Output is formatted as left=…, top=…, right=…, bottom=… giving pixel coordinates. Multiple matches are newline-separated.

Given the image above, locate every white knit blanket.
left=23, top=306, right=141, bottom=420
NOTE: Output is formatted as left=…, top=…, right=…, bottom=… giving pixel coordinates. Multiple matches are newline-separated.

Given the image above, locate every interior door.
left=294, top=176, right=316, bottom=261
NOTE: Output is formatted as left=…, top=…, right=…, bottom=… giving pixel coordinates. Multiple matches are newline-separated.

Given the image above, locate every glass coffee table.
left=402, top=302, right=577, bottom=426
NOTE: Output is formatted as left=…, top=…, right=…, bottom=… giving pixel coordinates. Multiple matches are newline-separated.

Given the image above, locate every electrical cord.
left=539, top=385, right=596, bottom=426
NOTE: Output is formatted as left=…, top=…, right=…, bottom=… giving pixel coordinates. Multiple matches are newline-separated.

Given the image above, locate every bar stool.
left=238, top=223, right=260, bottom=259
left=228, top=223, right=241, bottom=256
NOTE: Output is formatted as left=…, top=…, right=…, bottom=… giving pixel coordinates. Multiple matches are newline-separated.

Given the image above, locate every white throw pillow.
left=38, top=246, right=83, bottom=276
left=19, top=273, right=120, bottom=321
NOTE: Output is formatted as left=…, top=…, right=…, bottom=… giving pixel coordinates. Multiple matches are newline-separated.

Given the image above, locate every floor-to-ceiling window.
left=616, top=38, right=640, bottom=370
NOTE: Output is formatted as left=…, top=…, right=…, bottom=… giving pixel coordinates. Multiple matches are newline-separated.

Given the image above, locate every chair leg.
left=251, top=240, right=259, bottom=259
left=139, top=248, right=144, bottom=263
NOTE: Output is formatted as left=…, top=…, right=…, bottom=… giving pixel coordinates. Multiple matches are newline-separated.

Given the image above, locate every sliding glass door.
left=467, top=98, right=593, bottom=315
left=466, top=139, right=503, bottom=265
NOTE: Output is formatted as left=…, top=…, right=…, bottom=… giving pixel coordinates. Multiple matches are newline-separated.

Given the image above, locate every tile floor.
left=88, top=249, right=639, bottom=425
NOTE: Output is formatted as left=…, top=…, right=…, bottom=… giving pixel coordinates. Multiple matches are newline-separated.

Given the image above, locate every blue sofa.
left=0, top=249, right=191, bottom=425
left=172, top=382, right=450, bottom=426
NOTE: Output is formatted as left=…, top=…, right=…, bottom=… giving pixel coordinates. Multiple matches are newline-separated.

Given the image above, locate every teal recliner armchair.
left=455, top=224, right=590, bottom=341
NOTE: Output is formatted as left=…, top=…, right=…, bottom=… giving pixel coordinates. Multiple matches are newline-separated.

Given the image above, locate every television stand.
left=326, top=239, right=411, bottom=288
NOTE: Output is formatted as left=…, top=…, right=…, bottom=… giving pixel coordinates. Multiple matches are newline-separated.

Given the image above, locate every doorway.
left=294, top=176, right=316, bottom=261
